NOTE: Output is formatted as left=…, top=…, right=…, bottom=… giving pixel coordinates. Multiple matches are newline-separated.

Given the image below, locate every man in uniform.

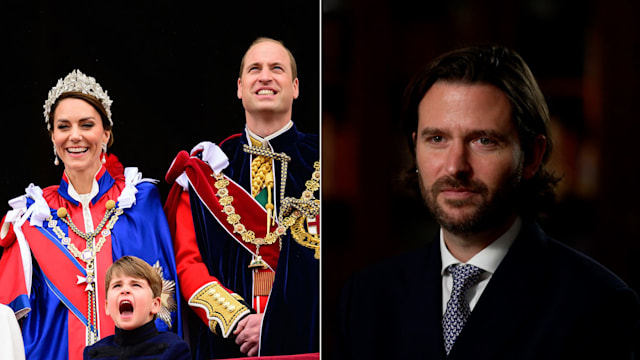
left=165, top=37, right=319, bottom=359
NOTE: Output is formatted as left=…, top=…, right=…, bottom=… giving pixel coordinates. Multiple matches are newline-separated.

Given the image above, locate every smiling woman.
left=50, top=98, right=111, bottom=194
left=0, top=70, right=183, bottom=360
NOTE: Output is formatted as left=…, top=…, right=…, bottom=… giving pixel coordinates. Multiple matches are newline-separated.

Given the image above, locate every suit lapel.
left=382, top=239, right=447, bottom=359
left=416, top=239, right=447, bottom=359
left=449, top=221, right=552, bottom=359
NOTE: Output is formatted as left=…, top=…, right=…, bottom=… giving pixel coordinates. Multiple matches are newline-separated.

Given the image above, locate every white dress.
left=0, top=303, right=25, bottom=360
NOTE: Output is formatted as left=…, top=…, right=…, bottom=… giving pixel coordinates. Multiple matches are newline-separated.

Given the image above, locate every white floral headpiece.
left=43, top=69, right=113, bottom=130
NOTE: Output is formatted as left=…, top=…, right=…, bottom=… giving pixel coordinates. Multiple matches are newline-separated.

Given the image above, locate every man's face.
left=413, top=82, right=525, bottom=235
left=237, top=41, right=299, bottom=118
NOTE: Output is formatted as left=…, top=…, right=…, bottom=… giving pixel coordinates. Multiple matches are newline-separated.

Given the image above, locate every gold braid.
left=251, top=155, right=272, bottom=198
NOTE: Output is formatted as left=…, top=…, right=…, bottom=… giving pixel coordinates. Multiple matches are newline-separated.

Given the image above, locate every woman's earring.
left=53, top=144, right=59, bottom=166
left=101, top=143, right=107, bottom=164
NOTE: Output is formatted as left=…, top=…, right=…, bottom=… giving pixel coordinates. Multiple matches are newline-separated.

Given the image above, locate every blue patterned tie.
left=442, top=264, right=485, bottom=356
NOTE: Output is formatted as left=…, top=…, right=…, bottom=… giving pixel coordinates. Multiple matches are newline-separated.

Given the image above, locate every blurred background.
left=322, top=0, right=640, bottom=355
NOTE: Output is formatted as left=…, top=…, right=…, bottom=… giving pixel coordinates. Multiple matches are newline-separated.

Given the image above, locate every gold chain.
left=213, top=160, right=320, bottom=267
left=45, top=199, right=123, bottom=345
left=214, top=174, right=294, bottom=248
left=282, top=161, right=320, bottom=259
left=48, top=200, right=122, bottom=265
left=242, top=145, right=290, bottom=205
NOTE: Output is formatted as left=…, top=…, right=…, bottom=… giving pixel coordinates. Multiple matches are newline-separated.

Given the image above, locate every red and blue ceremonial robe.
left=0, top=156, right=181, bottom=360
left=165, top=124, right=319, bottom=359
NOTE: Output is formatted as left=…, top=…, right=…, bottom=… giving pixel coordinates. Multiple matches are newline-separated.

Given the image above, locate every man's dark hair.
left=401, top=44, right=560, bottom=217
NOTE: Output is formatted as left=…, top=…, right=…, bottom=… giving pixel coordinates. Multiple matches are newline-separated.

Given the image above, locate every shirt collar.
left=114, top=320, right=158, bottom=346
left=66, top=174, right=100, bottom=204
left=440, top=216, right=521, bottom=275
left=64, top=166, right=103, bottom=203
left=58, top=165, right=114, bottom=206
left=245, top=120, right=293, bottom=146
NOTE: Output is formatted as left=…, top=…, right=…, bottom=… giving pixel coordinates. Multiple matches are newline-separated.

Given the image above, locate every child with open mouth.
left=83, top=256, right=190, bottom=359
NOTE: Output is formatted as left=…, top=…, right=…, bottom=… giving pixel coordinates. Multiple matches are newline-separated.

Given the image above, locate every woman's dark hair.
left=48, top=91, right=114, bottom=146
left=401, top=44, right=560, bottom=217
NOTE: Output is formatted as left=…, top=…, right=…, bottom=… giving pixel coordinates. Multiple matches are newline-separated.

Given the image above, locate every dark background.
left=0, top=1, right=320, bottom=213
left=322, top=0, right=640, bottom=356
left=2, top=0, right=640, bottom=357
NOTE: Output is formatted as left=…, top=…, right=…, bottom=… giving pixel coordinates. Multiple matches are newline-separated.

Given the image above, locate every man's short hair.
left=238, top=37, right=298, bottom=79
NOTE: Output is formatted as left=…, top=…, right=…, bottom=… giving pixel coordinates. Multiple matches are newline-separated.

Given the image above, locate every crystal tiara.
left=43, top=69, right=113, bottom=130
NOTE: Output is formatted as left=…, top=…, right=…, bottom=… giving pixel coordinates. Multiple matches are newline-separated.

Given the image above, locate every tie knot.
left=448, top=264, right=484, bottom=290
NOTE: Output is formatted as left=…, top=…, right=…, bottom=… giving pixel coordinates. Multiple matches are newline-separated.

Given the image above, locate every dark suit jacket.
left=335, top=221, right=640, bottom=359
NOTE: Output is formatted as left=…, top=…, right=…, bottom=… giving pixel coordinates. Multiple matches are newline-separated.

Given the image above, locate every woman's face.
left=51, top=98, right=111, bottom=176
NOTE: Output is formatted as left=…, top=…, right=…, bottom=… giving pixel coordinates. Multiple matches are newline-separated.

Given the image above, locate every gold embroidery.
left=189, top=282, right=250, bottom=338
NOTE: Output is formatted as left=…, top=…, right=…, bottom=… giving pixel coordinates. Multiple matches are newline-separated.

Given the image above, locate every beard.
left=419, top=168, right=523, bottom=236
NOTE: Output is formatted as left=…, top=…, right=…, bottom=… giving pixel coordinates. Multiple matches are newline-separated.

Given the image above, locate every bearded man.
left=335, top=44, right=640, bottom=360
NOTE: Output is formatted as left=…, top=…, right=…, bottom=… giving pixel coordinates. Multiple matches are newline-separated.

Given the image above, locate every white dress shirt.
left=245, top=120, right=294, bottom=146
left=440, top=217, right=521, bottom=314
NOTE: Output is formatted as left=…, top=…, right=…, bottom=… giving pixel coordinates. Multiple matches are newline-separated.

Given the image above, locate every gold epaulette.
left=188, top=282, right=250, bottom=338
